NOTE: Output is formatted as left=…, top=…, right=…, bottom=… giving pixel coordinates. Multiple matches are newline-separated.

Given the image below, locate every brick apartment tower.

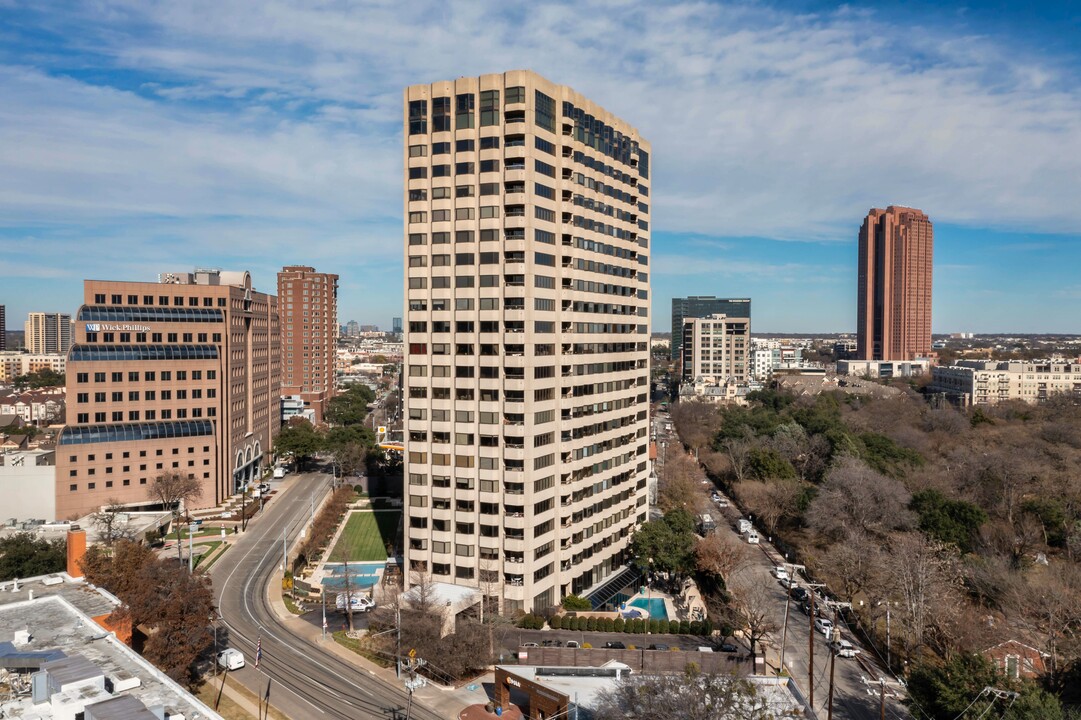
left=402, top=70, right=652, bottom=614
left=857, top=206, right=934, bottom=361
left=55, top=270, right=280, bottom=520
left=277, top=266, right=339, bottom=424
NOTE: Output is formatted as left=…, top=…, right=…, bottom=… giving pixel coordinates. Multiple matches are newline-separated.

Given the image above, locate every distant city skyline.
left=1, top=1, right=1080, bottom=333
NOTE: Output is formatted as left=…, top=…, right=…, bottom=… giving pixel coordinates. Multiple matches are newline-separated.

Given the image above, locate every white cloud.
left=2, top=0, right=1078, bottom=245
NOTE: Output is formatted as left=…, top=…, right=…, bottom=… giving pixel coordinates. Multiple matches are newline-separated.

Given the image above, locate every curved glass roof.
left=59, top=420, right=215, bottom=446
left=77, top=306, right=224, bottom=322
left=70, top=345, right=219, bottom=362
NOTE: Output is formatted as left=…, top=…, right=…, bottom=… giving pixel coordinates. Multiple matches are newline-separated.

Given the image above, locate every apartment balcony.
left=504, top=513, right=526, bottom=530
left=504, top=556, right=526, bottom=572
left=431, top=506, right=452, bottom=521
left=503, top=536, right=526, bottom=553
left=504, top=581, right=526, bottom=600
left=504, top=309, right=525, bottom=323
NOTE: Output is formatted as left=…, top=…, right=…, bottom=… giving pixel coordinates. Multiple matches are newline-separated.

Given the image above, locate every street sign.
left=408, top=648, right=416, bottom=659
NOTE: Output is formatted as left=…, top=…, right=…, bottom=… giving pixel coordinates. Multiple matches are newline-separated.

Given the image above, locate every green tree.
left=562, top=594, right=592, bottom=611
left=911, top=489, right=988, bottom=552
left=326, top=385, right=377, bottom=426
left=274, top=419, right=323, bottom=469
left=13, top=368, right=65, bottom=390
left=858, top=431, right=925, bottom=476
left=630, top=509, right=696, bottom=582
left=745, top=448, right=796, bottom=480
left=0, top=532, right=66, bottom=581
left=907, top=653, right=1062, bottom=720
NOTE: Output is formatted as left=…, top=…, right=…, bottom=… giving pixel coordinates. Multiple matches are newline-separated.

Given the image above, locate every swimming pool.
left=321, top=562, right=384, bottom=590
left=628, top=597, right=668, bottom=620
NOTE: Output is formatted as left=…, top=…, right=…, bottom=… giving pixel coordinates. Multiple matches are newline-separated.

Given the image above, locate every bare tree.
left=658, top=452, right=706, bottom=515
left=1008, top=564, right=1081, bottom=680
left=89, top=499, right=136, bottom=548
left=594, top=670, right=771, bottom=720
left=805, top=457, right=915, bottom=542
left=726, top=577, right=780, bottom=667
left=147, top=473, right=203, bottom=565
left=720, top=435, right=754, bottom=483
left=670, top=401, right=722, bottom=454
left=694, top=531, right=750, bottom=584
left=882, top=532, right=962, bottom=660
left=739, top=479, right=802, bottom=536
left=818, top=529, right=884, bottom=601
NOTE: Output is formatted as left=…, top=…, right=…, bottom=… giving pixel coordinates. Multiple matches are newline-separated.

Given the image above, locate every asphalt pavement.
left=659, top=409, right=909, bottom=720
left=210, top=469, right=445, bottom=720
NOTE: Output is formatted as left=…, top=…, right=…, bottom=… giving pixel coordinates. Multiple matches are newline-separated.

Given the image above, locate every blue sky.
left=1, top=1, right=1080, bottom=334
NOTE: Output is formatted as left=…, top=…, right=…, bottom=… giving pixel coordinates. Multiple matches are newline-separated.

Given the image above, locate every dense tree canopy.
left=630, top=509, right=696, bottom=583
left=13, top=368, right=64, bottom=390
left=325, top=384, right=377, bottom=426
left=0, top=532, right=66, bottom=581
left=80, top=540, right=214, bottom=686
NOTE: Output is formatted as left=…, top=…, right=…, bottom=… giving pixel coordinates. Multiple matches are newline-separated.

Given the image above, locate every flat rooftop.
left=0, top=572, right=119, bottom=618
left=0, top=594, right=222, bottom=719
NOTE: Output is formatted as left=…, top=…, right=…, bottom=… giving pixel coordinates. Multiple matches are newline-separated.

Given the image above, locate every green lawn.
left=330, top=510, right=400, bottom=562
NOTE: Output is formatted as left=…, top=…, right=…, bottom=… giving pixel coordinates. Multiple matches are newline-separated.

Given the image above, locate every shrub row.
left=519, top=614, right=713, bottom=636
left=295, top=487, right=356, bottom=566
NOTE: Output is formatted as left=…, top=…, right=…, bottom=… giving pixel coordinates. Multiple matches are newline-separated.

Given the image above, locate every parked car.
left=770, top=566, right=789, bottom=581
left=521, top=642, right=539, bottom=648
left=605, top=641, right=627, bottom=650
left=257, top=483, right=270, bottom=493
left=814, top=617, right=834, bottom=637
left=696, top=646, right=714, bottom=653
left=717, top=641, right=739, bottom=653
left=565, top=640, right=580, bottom=649
left=715, top=498, right=729, bottom=508
left=335, top=593, right=376, bottom=612
left=541, top=639, right=563, bottom=647
left=648, top=643, right=669, bottom=651
left=273, top=466, right=287, bottom=479
left=744, top=530, right=760, bottom=544
left=790, top=587, right=809, bottom=603
left=780, top=577, right=799, bottom=590
left=830, top=639, right=859, bottom=658
left=217, top=648, right=245, bottom=671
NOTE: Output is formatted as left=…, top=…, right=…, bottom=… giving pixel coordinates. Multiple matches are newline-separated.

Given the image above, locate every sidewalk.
left=267, top=580, right=491, bottom=719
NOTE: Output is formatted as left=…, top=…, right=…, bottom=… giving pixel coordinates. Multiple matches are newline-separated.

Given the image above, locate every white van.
left=273, top=466, right=286, bottom=479
left=744, top=530, right=760, bottom=544
left=217, top=648, right=245, bottom=671
left=737, top=518, right=753, bottom=534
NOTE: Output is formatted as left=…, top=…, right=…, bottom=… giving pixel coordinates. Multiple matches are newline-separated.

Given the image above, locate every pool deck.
left=624, top=578, right=709, bottom=623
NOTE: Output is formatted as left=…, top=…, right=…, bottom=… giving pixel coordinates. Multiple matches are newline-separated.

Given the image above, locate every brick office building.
left=55, top=270, right=279, bottom=520
left=277, top=266, right=339, bottom=424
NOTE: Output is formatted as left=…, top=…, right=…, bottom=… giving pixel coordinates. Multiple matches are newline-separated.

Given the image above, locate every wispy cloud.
left=0, top=1, right=1079, bottom=331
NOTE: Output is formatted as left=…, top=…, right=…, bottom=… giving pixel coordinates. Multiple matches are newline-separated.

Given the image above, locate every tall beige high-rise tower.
left=402, top=71, right=652, bottom=614
left=25, top=312, right=73, bottom=354
left=278, top=266, right=339, bottom=424
left=857, top=206, right=934, bottom=361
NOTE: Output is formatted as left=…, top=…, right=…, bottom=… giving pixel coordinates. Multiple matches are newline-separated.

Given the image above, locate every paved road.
left=661, top=412, right=909, bottom=720
left=210, top=470, right=442, bottom=720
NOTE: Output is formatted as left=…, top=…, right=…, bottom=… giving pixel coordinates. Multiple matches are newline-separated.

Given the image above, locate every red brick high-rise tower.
left=278, top=266, right=339, bottom=424
left=857, top=206, right=933, bottom=361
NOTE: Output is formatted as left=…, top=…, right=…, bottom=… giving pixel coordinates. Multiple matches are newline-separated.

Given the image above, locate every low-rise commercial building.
left=0, top=587, right=222, bottom=720
left=930, top=360, right=1081, bottom=406
left=837, top=358, right=931, bottom=378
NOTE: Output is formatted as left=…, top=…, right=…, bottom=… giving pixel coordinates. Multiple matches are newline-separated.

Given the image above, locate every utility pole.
left=804, top=581, right=826, bottom=711
left=827, top=628, right=838, bottom=720
left=779, top=562, right=807, bottom=676
left=188, top=523, right=195, bottom=574
left=282, top=528, right=287, bottom=581
left=879, top=679, right=885, bottom=720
